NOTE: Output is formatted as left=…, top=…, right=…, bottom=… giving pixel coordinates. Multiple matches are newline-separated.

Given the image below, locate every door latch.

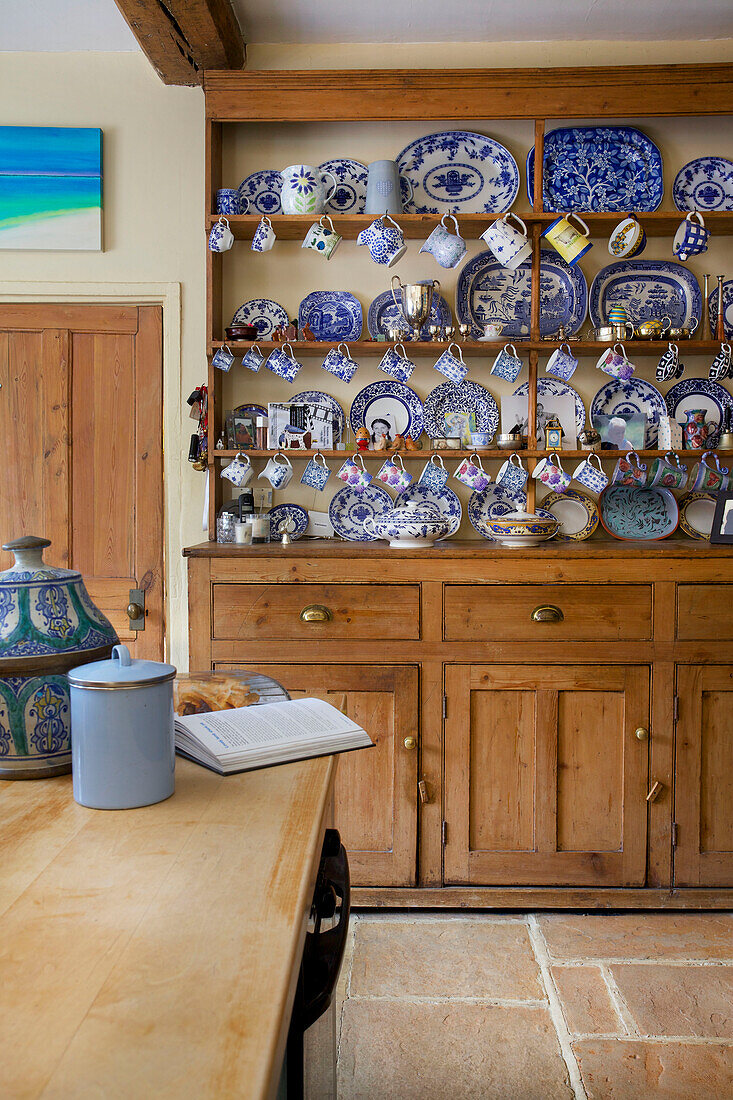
left=127, top=587, right=145, bottom=631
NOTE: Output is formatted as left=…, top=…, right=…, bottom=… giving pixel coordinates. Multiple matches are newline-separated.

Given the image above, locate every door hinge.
left=442, top=695, right=447, bottom=720
left=673, top=694, right=679, bottom=723
left=441, top=820, right=448, bottom=846
left=671, top=822, right=678, bottom=847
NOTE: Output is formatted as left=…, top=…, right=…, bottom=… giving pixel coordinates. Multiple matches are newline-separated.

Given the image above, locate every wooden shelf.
left=211, top=339, right=725, bottom=357
left=211, top=448, right=724, bottom=462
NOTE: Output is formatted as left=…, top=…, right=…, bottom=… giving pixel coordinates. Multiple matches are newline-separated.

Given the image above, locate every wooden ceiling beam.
left=114, top=0, right=245, bottom=86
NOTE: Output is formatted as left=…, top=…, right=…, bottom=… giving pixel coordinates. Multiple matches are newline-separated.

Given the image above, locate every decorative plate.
left=329, top=483, right=392, bottom=542
left=514, top=377, right=586, bottom=436
left=599, top=485, right=679, bottom=541
left=366, top=289, right=453, bottom=341
left=231, top=402, right=267, bottom=420
left=349, top=381, right=424, bottom=441
left=539, top=488, right=599, bottom=542
left=673, top=156, right=733, bottom=211
left=590, top=377, right=666, bottom=448
left=527, top=126, right=663, bottom=212
left=298, top=291, right=363, bottom=341
left=467, top=485, right=528, bottom=539
left=237, top=170, right=282, bottom=215
left=456, top=249, right=588, bottom=338
left=589, top=260, right=702, bottom=330
left=707, top=280, right=733, bottom=341
left=396, top=130, right=519, bottom=214
left=318, top=159, right=368, bottom=214
left=395, top=483, right=462, bottom=539
left=678, top=492, right=717, bottom=540
left=423, top=378, right=499, bottom=439
left=664, top=377, right=733, bottom=450
left=268, top=503, right=309, bottom=541
left=231, top=298, right=289, bottom=338
left=291, top=390, right=346, bottom=444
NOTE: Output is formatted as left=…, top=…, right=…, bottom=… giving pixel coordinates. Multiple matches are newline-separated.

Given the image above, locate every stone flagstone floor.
left=333, top=912, right=733, bottom=1099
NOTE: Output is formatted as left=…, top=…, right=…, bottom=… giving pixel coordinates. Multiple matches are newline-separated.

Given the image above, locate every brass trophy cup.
left=391, top=276, right=441, bottom=342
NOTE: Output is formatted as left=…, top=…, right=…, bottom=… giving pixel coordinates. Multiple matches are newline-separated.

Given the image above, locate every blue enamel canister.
left=69, top=644, right=176, bottom=809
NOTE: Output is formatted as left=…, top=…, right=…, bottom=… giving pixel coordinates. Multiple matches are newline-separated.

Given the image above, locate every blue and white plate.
left=268, top=503, right=309, bottom=541
left=366, top=289, right=453, bottom=341
left=423, top=378, right=499, bottom=439
left=514, top=377, right=586, bottom=436
left=708, top=280, right=733, bottom=341
left=231, top=298, right=289, bottom=338
left=318, top=159, right=368, bottom=214
left=673, top=156, right=733, bottom=212
left=468, top=485, right=530, bottom=539
left=395, top=482, right=462, bottom=539
left=589, top=260, right=701, bottom=330
left=590, top=376, right=665, bottom=448
left=527, top=126, right=663, bottom=212
left=237, top=170, right=282, bottom=215
left=298, top=291, right=363, bottom=341
left=291, top=390, right=346, bottom=444
left=349, top=381, right=424, bottom=441
left=396, top=130, right=519, bottom=214
left=664, top=378, right=733, bottom=450
left=329, top=483, right=392, bottom=542
left=456, top=249, right=587, bottom=338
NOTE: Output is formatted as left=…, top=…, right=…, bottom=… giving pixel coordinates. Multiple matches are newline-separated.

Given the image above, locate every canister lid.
left=68, top=644, right=176, bottom=689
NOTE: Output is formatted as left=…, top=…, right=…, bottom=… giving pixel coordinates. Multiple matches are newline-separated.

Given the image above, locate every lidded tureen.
left=0, top=536, right=118, bottom=778
left=363, top=500, right=451, bottom=548
left=486, top=509, right=559, bottom=548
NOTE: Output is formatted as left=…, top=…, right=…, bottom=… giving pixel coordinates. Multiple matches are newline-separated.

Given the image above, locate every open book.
left=175, top=697, right=373, bottom=775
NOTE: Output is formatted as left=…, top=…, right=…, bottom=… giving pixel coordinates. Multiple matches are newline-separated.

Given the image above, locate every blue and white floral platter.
left=589, top=260, right=702, bottom=330
left=590, top=376, right=666, bottom=448
left=423, top=378, right=499, bottom=440
left=673, top=156, right=733, bottom=212
left=318, top=159, right=368, bottom=214
left=329, top=484, right=392, bottom=542
left=298, top=291, right=363, bottom=341
left=349, top=381, right=424, bottom=441
left=237, top=170, right=283, bottom=215
left=231, top=298, right=289, bottom=338
left=396, top=130, right=519, bottom=214
left=268, top=504, right=309, bottom=540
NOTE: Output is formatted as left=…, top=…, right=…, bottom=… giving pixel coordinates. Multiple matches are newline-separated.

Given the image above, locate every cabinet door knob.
left=300, top=604, right=333, bottom=623
left=531, top=604, right=564, bottom=623
left=635, top=727, right=649, bottom=742
left=126, top=602, right=144, bottom=620
left=404, top=736, right=417, bottom=750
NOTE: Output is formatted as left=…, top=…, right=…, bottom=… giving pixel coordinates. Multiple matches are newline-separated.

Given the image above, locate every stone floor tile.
left=574, top=1038, right=733, bottom=1099
left=349, top=918, right=543, bottom=1000
left=551, top=965, right=623, bottom=1036
left=538, top=913, right=733, bottom=961
left=338, top=999, right=573, bottom=1100
left=611, top=963, right=733, bottom=1038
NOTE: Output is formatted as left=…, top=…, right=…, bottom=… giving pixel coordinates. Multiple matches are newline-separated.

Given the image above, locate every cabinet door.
left=444, top=665, right=650, bottom=887
left=675, top=666, right=733, bottom=887
left=230, top=664, right=419, bottom=888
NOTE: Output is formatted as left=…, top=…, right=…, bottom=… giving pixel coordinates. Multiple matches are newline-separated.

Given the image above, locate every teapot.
left=280, top=164, right=337, bottom=215
left=633, top=316, right=671, bottom=340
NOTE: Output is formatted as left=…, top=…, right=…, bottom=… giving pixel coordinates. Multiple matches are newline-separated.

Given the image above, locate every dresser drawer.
left=444, top=584, right=652, bottom=642
left=677, top=584, right=733, bottom=640
left=212, top=583, right=420, bottom=640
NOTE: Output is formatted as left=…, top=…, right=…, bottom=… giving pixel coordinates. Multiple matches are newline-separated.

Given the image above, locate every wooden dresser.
left=185, top=539, right=733, bottom=909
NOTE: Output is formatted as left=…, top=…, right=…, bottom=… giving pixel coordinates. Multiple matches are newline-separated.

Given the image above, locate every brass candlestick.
left=716, top=275, right=726, bottom=342
left=703, top=274, right=711, bottom=340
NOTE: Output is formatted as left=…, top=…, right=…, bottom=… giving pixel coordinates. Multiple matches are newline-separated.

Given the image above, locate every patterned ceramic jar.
left=0, top=536, right=118, bottom=778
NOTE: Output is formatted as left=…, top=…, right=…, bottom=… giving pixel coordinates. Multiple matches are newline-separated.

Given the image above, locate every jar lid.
left=68, top=644, right=176, bottom=689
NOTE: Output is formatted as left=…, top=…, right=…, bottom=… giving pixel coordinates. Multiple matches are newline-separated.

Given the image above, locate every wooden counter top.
left=0, top=756, right=336, bottom=1100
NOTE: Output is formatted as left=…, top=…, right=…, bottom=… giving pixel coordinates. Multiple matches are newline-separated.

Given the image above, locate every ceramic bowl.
left=598, top=485, right=679, bottom=541
left=226, top=324, right=259, bottom=341
left=485, top=509, right=559, bottom=547
left=363, top=500, right=451, bottom=548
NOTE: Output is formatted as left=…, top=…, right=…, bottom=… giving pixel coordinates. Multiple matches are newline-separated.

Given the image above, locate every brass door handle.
left=300, top=604, right=333, bottom=623
left=126, top=602, right=144, bottom=619
left=531, top=605, right=564, bottom=623
left=404, top=736, right=417, bottom=750
left=635, top=727, right=649, bottom=742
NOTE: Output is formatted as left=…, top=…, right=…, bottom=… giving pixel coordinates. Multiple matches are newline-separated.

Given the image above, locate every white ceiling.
left=0, top=0, right=731, bottom=51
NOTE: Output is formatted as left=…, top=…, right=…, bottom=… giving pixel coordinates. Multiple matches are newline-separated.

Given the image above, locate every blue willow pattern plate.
left=527, top=126, right=663, bottom=212
left=318, top=159, right=368, bottom=213
left=396, top=130, right=519, bottom=214
left=237, top=170, right=283, bottom=215
left=707, top=280, right=733, bottom=340
left=329, top=483, right=392, bottom=542
left=514, top=377, right=586, bottom=435
left=268, top=503, right=309, bottom=540
left=456, top=249, right=588, bottom=338
left=298, top=291, right=363, bottom=341
left=664, top=378, right=733, bottom=450
left=590, top=376, right=666, bottom=448
left=291, top=390, right=346, bottom=444
left=231, top=298, right=289, bottom=338
left=589, top=260, right=702, bottom=330
left=349, top=381, right=424, bottom=441
left=423, top=378, right=499, bottom=439
left=599, top=485, right=679, bottom=542
left=467, top=485, right=528, bottom=539
left=366, top=289, right=453, bottom=340
left=673, top=156, right=733, bottom=211
left=395, top=482, right=462, bottom=539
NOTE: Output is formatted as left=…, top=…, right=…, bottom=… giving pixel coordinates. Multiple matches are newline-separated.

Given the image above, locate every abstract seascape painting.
left=0, top=127, right=102, bottom=250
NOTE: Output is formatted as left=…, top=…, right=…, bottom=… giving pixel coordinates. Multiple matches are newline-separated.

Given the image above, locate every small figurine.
left=285, top=321, right=298, bottom=342
left=405, top=434, right=422, bottom=450
left=389, top=433, right=405, bottom=452
left=356, top=426, right=370, bottom=451
left=375, top=432, right=389, bottom=451
left=301, top=322, right=316, bottom=341
left=215, top=434, right=225, bottom=450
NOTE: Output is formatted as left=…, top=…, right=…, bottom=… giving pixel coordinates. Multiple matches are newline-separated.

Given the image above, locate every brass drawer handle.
left=300, top=604, right=333, bottom=623
left=531, top=604, right=564, bottom=623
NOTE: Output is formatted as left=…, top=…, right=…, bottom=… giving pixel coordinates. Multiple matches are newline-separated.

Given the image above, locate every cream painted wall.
left=1, top=42, right=731, bottom=666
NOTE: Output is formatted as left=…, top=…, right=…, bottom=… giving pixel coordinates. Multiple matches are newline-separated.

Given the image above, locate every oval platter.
left=396, top=129, right=520, bottom=214
left=328, top=483, right=392, bottom=542
left=598, top=485, right=679, bottom=542
left=589, top=260, right=701, bottom=330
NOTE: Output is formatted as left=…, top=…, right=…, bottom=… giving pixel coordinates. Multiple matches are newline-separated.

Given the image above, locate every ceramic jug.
left=280, top=164, right=337, bottom=215
left=683, top=408, right=711, bottom=450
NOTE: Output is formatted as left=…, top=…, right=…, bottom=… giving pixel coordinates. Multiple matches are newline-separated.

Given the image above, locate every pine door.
left=444, top=665, right=650, bottom=887
left=0, top=304, right=163, bottom=658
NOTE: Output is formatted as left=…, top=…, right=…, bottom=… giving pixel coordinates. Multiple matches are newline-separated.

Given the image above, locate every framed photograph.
left=710, top=492, right=733, bottom=544
left=231, top=414, right=256, bottom=450
left=501, top=394, right=577, bottom=449
left=594, top=412, right=647, bottom=451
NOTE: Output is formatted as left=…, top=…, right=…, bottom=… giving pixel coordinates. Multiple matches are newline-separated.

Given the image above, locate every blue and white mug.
left=356, top=214, right=406, bottom=267
left=221, top=451, right=253, bottom=487
left=259, top=453, right=293, bottom=489
left=491, top=343, right=522, bottom=383
left=241, top=343, right=265, bottom=372
left=546, top=343, right=578, bottom=382
left=301, top=452, right=331, bottom=491
left=265, top=342, right=302, bottom=383
left=419, top=214, right=467, bottom=270
left=209, top=216, right=234, bottom=252
left=572, top=452, right=609, bottom=494
left=379, top=342, right=416, bottom=383
left=418, top=454, right=449, bottom=491
left=433, top=342, right=467, bottom=383
left=216, top=189, right=245, bottom=215
left=673, top=211, right=709, bottom=262
left=251, top=216, right=275, bottom=253
left=212, top=344, right=235, bottom=372
left=323, top=343, right=358, bottom=382
left=496, top=452, right=528, bottom=494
